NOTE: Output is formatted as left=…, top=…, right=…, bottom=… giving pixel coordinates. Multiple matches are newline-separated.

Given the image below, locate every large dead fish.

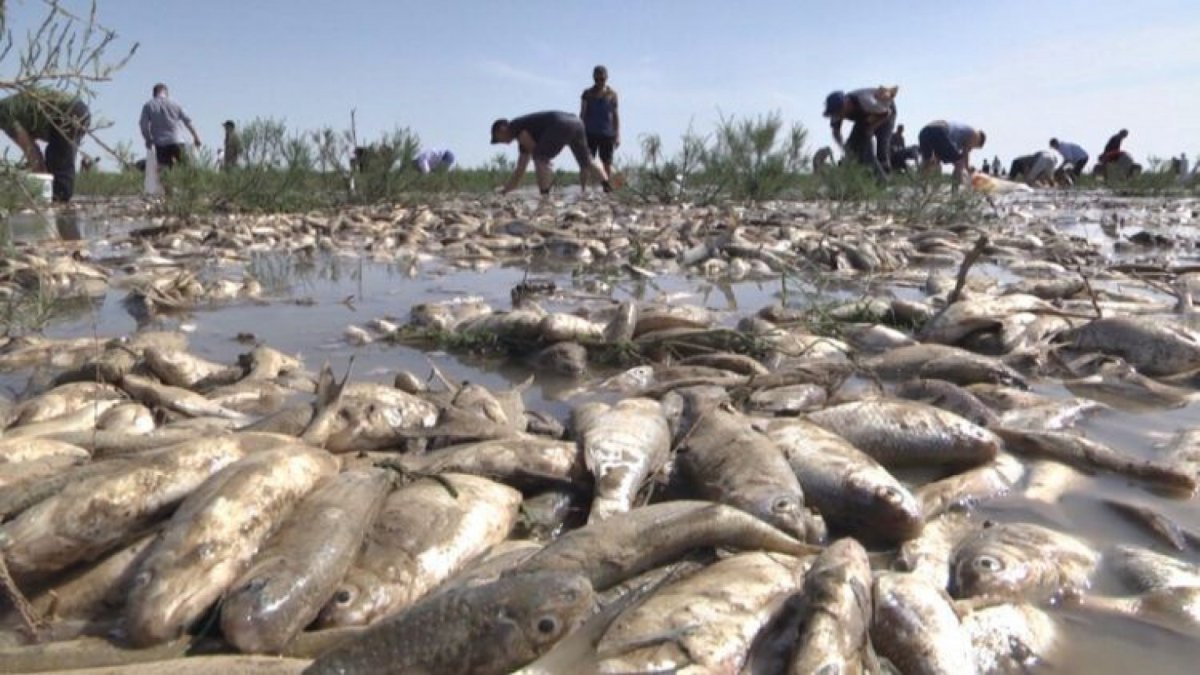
left=950, top=522, right=1099, bottom=603
left=315, top=473, right=521, bottom=628
left=595, top=552, right=808, bottom=674
left=220, top=469, right=393, bottom=654
left=1062, top=317, right=1200, bottom=376
left=808, top=399, right=1000, bottom=468
left=124, top=444, right=338, bottom=646
left=676, top=401, right=824, bottom=543
left=571, top=398, right=670, bottom=523
left=870, top=571, right=977, bottom=675
left=304, top=571, right=592, bottom=675
left=917, top=452, right=1026, bottom=519
left=379, top=436, right=585, bottom=490
left=511, top=501, right=816, bottom=592
left=789, top=538, right=874, bottom=675
left=766, top=417, right=923, bottom=544
left=0, top=435, right=246, bottom=577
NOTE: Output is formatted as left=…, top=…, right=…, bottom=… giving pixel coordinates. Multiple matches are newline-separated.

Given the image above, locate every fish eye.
left=876, top=486, right=903, bottom=505
left=771, top=497, right=796, bottom=513
left=973, top=555, right=1004, bottom=572
left=536, top=616, right=558, bottom=634
left=334, top=589, right=353, bottom=604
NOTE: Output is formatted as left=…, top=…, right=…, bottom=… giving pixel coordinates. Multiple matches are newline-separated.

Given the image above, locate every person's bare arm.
left=184, top=120, right=201, bottom=147
left=503, top=151, right=531, bottom=193
left=612, top=92, right=620, bottom=148
left=7, top=124, right=46, bottom=172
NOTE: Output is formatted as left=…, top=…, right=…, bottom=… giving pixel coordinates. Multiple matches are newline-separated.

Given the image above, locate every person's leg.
left=45, top=133, right=77, bottom=203
left=874, top=106, right=896, bottom=174
left=597, top=136, right=615, bottom=178
left=586, top=134, right=601, bottom=159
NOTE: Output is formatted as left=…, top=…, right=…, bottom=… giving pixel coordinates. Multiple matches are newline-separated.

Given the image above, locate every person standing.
left=222, top=120, right=241, bottom=171
left=490, top=111, right=611, bottom=196
left=823, top=85, right=898, bottom=180
left=139, top=83, right=201, bottom=169
left=0, top=87, right=91, bottom=203
left=917, top=120, right=986, bottom=189
left=580, top=65, right=620, bottom=179
left=1050, top=138, right=1088, bottom=177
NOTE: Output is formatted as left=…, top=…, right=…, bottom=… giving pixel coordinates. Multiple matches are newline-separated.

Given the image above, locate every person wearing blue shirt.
left=1050, top=138, right=1088, bottom=178
left=580, top=65, right=620, bottom=179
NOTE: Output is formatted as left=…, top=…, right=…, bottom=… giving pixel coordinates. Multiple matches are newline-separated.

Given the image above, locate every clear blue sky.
left=7, top=0, right=1200, bottom=170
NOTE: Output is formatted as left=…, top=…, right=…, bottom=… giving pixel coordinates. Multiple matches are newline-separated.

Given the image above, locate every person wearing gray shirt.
left=139, top=83, right=201, bottom=169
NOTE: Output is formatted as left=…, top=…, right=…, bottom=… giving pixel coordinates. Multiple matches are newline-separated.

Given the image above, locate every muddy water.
left=5, top=195, right=1200, bottom=673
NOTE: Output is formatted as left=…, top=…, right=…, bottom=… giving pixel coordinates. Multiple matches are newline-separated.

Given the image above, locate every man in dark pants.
left=0, top=88, right=90, bottom=203
left=823, top=86, right=898, bottom=180
left=580, top=65, right=620, bottom=179
left=490, top=111, right=611, bottom=195
left=139, top=83, right=201, bottom=169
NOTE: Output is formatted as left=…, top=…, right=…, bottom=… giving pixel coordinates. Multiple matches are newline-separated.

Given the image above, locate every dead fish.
left=382, top=436, right=585, bottom=490
left=120, top=373, right=250, bottom=421
left=515, top=488, right=581, bottom=541
left=963, top=602, right=1058, bottom=674
left=678, top=352, right=768, bottom=376
left=596, top=552, right=808, bottom=674
left=316, top=474, right=521, bottom=628
left=1160, top=428, right=1200, bottom=478
left=125, top=445, right=338, bottom=646
left=894, top=378, right=1001, bottom=428
left=0, top=437, right=90, bottom=464
left=870, top=571, right=977, bottom=675
left=528, top=342, right=589, bottom=377
left=1062, top=317, right=1200, bottom=376
left=1108, top=545, right=1200, bottom=592
left=789, top=538, right=873, bottom=675
left=747, top=383, right=827, bottom=415
left=808, top=399, right=1000, bottom=468
left=917, top=453, right=1026, bottom=519
left=0, top=453, right=90, bottom=491
left=572, top=398, right=670, bottom=522
left=0, top=399, right=123, bottom=439
left=9, top=654, right=311, bottom=674
left=676, top=401, right=825, bottom=543
left=766, top=417, right=923, bottom=544
left=950, top=522, right=1099, bottom=602
left=1103, top=498, right=1195, bottom=551
left=0, top=435, right=247, bottom=577
left=5, top=382, right=125, bottom=427
left=602, top=301, right=637, bottom=343
left=993, top=426, right=1196, bottom=495
left=143, top=346, right=239, bottom=389
left=864, top=343, right=1027, bottom=388
left=896, top=511, right=978, bottom=591
left=538, top=313, right=604, bottom=343
left=1083, top=585, right=1200, bottom=636
left=220, top=469, right=393, bottom=654
left=305, top=571, right=592, bottom=675
left=410, top=296, right=492, bottom=331
left=511, top=501, right=817, bottom=593
left=96, top=402, right=156, bottom=435
left=920, top=293, right=1054, bottom=346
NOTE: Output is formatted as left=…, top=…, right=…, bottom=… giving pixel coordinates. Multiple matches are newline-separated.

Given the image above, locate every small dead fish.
left=220, top=469, right=393, bottom=654
left=120, top=374, right=250, bottom=421
left=572, top=398, right=670, bottom=523
left=896, top=511, right=978, bottom=591
left=894, top=378, right=1001, bottom=428
left=1103, top=498, right=1195, bottom=551
left=1108, top=545, right=1200, bottom=592
left=865, top=343, right=1027, bottom=388
left=808, top=399, right=1000, bottom=468
left=993, top=426, right=1197, bottom=496
left=917, top=452, right=1026, bottom=519
left=381, top=435, right=584, bottom=490
left=304, top=571, right=593, bottom=675
left=951, top=522, right=1099, bottom=602
left=143, top=346, right=239, bottom=389
left=963, top=602, right=1058, bottom=674
left=125, top=445, right=338, bottom=646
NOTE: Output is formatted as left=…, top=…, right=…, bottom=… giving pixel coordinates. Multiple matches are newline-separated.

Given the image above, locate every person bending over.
left=490, top=111, right=611, bottom=196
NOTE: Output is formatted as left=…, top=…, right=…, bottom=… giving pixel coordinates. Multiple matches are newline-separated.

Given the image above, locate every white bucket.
left=25, top=172, right=53, bottom=202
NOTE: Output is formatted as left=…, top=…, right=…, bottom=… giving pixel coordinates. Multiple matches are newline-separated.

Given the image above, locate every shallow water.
left=4, top=194, right=1200, bottom=673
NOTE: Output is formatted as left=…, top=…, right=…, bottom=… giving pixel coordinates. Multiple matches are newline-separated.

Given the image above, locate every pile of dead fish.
left=0, top=193, right=1199, bottom=673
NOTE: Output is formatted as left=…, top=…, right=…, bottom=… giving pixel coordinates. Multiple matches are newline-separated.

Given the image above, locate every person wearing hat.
left=490, top=111, right=611, bottom=196
left=822, top=85, right=898, bottom=180
left=0, top=86, right=91, bottom=203
left=222, top=120, right=241, bottom=171
left=414, top=149, right=456, bottom=174
left=917, top=121, right=986, bottom=189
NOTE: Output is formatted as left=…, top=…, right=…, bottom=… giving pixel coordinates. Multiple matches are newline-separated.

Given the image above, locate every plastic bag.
left=144, top=149, right=163, bottom=196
